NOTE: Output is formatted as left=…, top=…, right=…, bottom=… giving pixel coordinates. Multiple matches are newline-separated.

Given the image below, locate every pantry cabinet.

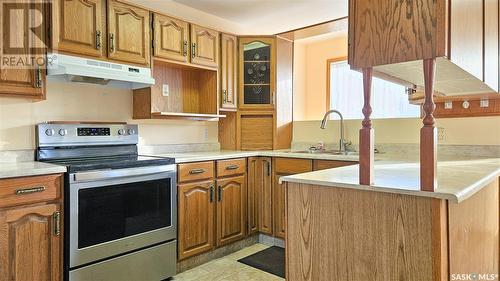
left=152, top=14, right=190, bottom=63
left=190, top=25, right=219, bottom=68
left=51, top=0, right=106, bottom=58
left=0, top=174, right=63, bottom=281
left=107, top=0, right=150, bottom=66
left=220, top=34, right=238, bottom=109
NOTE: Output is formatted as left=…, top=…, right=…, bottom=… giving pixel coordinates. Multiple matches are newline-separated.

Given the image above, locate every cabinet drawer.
left=274, top=158, right=312, bottom=174
left=313, top=160, right=358, bottom=171
left=178, top=161, right=214, bottom=183
left=216, top=158, right=246, bottom=178
left=0, top=174, right=62, bottom=208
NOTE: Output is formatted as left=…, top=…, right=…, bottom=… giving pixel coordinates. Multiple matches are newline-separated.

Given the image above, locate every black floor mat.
left=238, top=246, right=285, bottom=278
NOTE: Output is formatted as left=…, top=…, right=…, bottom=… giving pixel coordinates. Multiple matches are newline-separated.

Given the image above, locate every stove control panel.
left=36, top=123, right=139, bottom=147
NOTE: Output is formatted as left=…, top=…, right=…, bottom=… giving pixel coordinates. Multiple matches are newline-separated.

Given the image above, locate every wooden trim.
left=421, top=58, right=437, bottom=192
left=325, top=56, right=348, bottom=112
left=431, top=199, right=449, bottom=281
left=359, top=67, right=374, bottom=185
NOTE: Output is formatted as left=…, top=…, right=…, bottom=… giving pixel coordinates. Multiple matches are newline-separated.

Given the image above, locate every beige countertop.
left=0, top=161, right=67, bottom=179
left=152, top=149, right=360, bottom=163
left=280, top=155, right=500, bottom=203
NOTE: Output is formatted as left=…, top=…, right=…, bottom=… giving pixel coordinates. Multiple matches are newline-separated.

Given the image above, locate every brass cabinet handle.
left=225, top=164, right=239, bottom=170
left=109, top=33, right=115, bottom=53
left=35, top=66, right=42, bottom=88
left=183, top=40, right=188, bottom=57
left=209, top=185, right=214, bottom=202
left=53, top=212, right=61, bottom=236
left=223, top=89, right=227, bottom=103
left=189, top=168, right=206, bottom=175
left=15, top=186, right=46, bottom=195
left=218, top=186, right=222, bottom=202
left=191, top=43, right=196, bottom=58
left=96, top=30, right=101, bottom=50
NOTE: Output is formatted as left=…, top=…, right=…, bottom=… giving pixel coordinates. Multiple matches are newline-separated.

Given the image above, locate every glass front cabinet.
left=239, top=37, right=275, bottom=109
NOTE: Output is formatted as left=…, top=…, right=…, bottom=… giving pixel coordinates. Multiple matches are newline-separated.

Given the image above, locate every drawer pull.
left=218, top=186, right=222, bottom=202
left=15, top=186, right=46, bottom=195
left=210, top=185, right=214, bottom=202
left=189, top=168, right=206, bottom=175
left=225, top=165, right=239, bottom=170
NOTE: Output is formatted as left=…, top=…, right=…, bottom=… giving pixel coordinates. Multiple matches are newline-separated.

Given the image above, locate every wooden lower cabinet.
left=177, top=180, right=215, bottom=260
left=216, top=175, right=246, bottom=246
left=0, top=203, right=62, bottom=281
left=247, top=157, right=273, bottom=235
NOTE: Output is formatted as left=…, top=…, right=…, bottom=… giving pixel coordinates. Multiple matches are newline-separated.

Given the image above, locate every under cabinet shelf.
left=151, top=112, right=226, bottom=121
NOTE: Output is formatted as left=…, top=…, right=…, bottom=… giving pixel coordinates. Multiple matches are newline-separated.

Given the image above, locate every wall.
left=0, top=82, right=218, bottom=151
left=292, top=32, right=500, bottom=146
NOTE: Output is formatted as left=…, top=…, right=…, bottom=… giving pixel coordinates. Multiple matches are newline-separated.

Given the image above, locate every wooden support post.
left=359, top=67, right=374, bottom=185
left=421, top=58, right=437, bottom=191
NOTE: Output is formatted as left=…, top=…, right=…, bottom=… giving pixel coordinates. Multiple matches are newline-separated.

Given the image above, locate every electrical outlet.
left=437, top=127, right=445, bottom=141
left=162, top=84, right=169, bottom=97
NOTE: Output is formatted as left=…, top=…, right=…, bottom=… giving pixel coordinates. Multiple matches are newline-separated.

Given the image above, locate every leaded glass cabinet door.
left=239, top=38, right=275, bottom=109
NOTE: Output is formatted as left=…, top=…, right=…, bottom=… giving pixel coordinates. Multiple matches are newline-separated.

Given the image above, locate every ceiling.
left=130, top=0, right=348, bottom=35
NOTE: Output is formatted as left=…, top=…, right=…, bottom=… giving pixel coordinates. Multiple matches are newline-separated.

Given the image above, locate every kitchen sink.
left=285, top=150, right=359, bottom=156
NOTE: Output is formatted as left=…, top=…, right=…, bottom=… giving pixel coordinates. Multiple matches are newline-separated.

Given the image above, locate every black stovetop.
left=44, top=154, right=175, bottom=173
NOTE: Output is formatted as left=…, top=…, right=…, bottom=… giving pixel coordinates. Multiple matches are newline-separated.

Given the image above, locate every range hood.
left=47, top=53, right=155, bottom=89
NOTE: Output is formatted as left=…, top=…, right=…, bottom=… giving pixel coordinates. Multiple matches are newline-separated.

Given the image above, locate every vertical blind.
left=329, top=61, right=420, bottom=120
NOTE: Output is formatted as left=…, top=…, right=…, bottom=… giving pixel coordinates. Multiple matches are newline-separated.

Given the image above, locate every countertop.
left=0, top=161, right=67, bottom=179
left=151, top=150, right=360, bottom=163
left=280, top=154, right=500, bottom=203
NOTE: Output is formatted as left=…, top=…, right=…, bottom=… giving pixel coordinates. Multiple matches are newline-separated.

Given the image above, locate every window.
left=328, top=60, right=420, bottom=120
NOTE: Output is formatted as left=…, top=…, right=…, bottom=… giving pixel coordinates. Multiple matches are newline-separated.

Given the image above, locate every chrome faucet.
left=320, top=109, right=346, bottom=152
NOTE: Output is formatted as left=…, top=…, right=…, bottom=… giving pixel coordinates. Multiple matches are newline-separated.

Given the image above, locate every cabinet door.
left=0, top=203, right=61, bottom=281
left=239, top=37, right=275, bottom=110
left=273, top=173, right=287, bottom=239
left=51, top=0, right=105, bottom=58
left=153, top=14, right=189, bottom=63
left=247, top=158, right=259, bottom=234
left=0, top=0, right=45, bottom=98
left=190, top=24, right=219, bottom=68
left=221, top=34, right=238, bottom=109
left=178, top=180, right=215, bottom=260
left=259, top=157, right=273, bottom=234
left=238, top=113, right=274, bottom=150
left=107, top=0, right=150, bottom=66
left=216, top=175, right=246, bottom=246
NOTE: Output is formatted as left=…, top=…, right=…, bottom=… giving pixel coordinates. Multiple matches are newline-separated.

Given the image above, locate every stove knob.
left=58, top=129, right=67, bottom=136
left=118, top=129, right=126, bottom=135
left=45, top=129, right=55, bottom=136
left=127, top=129, right=136, bottom=135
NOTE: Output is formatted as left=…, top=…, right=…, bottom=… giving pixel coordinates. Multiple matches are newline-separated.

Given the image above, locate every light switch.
left=162, top=84, right=169, bottom=97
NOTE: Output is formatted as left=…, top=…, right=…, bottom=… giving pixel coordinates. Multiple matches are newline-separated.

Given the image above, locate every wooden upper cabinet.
left=107, top=0, right=150, bottom=66
left=153, top=14, right=189, bottom=63
left=0, top=0, right=45, bottom=99
left=220, top=34, right=238, bottom=109
left=190, top=25, right=219, bottom=68
left=349, top=0, right=499, bottom=95
left=51, top=0, right=106, bottom=58
left=216, top=175, right=246, bottom=247
left=0, top=203, right=62, bottom=281
left=178, top=180, right=215, bottom=260
left=348, top=0, right=446, bottom=68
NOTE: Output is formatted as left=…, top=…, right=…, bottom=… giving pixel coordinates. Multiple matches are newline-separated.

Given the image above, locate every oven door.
left=68, top=165, right=177, bottom=268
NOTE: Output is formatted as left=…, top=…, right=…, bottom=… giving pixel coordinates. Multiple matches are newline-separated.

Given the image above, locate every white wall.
left=0, top=82, right=218, bottom=151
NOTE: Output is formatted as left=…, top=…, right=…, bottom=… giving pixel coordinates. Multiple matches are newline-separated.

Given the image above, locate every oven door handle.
left=72, top=165, right=176, bottom=182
